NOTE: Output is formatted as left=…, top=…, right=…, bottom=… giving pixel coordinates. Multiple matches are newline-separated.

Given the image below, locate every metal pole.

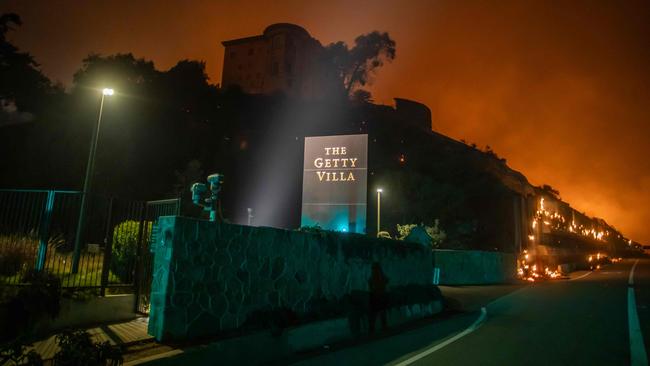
left=100, top=196, right=115, bottom=296
left=133, top=202, right=147, bottom=313
left=72, top=93, right=105, bottom=273
left=377, top=191, right=381, bottom=236
left=35, top=190, right=56, bottom=271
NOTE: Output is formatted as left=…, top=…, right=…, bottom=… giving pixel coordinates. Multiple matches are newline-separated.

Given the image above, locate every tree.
left=322, top=31, right=396, bottom=97
left=0, top=13, right=21, bottom=42
left=0, top=13, right=56, bottom=121
left=72, top=53, right=159, bottom=93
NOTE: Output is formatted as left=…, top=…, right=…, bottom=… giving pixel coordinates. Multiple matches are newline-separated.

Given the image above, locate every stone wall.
left=432, top=249, right=516, bottom=285
left=148, top=216, right=434, bottom=342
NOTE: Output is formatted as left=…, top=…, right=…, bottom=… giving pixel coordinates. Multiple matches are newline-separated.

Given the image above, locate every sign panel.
left=301, top=134, right=368, bottom=233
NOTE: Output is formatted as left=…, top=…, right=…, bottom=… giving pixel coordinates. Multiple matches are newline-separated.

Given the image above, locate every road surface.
left=290, top=258, right=649, bottom=366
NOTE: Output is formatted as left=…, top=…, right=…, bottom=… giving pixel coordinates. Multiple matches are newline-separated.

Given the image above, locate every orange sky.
left=2, top=0, right=649, bottom=243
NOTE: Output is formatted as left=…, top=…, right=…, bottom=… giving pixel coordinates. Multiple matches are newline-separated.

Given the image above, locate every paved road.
left=291, top=258, right=649, bottom=366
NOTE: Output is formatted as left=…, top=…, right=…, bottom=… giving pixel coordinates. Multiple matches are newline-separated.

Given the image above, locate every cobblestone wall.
left=148, top=216, right=433, bottom=341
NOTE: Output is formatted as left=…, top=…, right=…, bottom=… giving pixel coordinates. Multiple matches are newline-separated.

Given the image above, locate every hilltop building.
left=221, top=23, right=327, bottom=97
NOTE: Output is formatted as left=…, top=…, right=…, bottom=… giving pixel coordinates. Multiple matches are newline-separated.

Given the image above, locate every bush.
left=0, top=270, right=61, bottom=343
left=53, top=329, right=123, bottom=366
left=377, top=231, right=392, bottom=239
left=425, top=220, right=447, bottom=248
left=396, top=220, right=447, bottom=248
left=396, top=224, right=417, bottom=240
left=0, top=340, right=43, bottom=366
left=0, top=245, right=33, bottom=277
left=111, top=220, right=151, bottom=282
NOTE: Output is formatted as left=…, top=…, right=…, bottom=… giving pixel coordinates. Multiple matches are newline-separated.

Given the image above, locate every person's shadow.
left=368, top=262, right=389, bottom=333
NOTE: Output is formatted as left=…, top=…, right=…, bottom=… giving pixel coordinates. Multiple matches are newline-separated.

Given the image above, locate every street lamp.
left=247, top=208, right=254, bottom=226
left=72, top=88, right=114, bottom=273
left=376, top=188, right=383, bottom=237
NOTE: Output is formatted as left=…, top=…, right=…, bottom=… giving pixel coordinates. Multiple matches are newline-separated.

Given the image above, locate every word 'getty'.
left=313, top=146, right=357, bottom=182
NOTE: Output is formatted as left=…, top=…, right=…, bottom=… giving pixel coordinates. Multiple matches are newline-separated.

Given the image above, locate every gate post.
left=133, top=202, right=147, bottom=313
left=100, top=197, right=115, bottom=296
left=35, top=190, right=56, bottom=272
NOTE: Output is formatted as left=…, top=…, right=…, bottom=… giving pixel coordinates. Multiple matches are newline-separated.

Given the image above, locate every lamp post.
left=72, top=88, right=114, bottom=273
left=376, top=188, right=383, bottom=236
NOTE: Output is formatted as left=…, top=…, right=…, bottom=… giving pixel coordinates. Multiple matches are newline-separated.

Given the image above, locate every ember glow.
left=517, top=250, right=562, bottom=282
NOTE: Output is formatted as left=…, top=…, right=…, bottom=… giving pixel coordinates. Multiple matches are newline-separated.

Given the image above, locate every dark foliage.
left=53, top=329, right=123, bottom=366
left=0, top=339, right=43, bottom=366
left=321, top=31, right=396, bottom=96
left=0, top=270, right=61, bottom=343
left=0, top=245, right=33, bottom=277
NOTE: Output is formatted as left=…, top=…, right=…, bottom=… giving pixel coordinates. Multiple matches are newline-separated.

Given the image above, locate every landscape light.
left=376, top=188, right=383, bottom=236
left=102, top=88, right=114, bottom=96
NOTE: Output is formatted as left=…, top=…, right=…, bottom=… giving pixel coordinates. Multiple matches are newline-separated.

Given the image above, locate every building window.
left=286, top=63, right=292, bottom=75
left=271, top=62, right=279, bottom=76
left=230, top=51, right=236, bottom=58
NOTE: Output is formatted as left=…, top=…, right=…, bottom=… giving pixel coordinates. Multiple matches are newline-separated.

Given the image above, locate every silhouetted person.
left=368, top=262, right=389, bottom=333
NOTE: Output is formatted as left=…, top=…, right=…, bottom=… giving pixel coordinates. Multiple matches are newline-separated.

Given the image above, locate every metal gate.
left=134, top=198, right=181, bottom=314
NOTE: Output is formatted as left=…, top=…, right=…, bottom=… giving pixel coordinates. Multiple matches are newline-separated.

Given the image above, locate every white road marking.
left=629, top=260, right=639, bottom=286
left=392, top=307, right=487, bottom=366
left=628, top=259, right=648, bottom=366
left=569, top=271, right=593, bottom=281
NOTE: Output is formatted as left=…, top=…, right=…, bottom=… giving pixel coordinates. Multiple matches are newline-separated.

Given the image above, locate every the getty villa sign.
left=301, top=134, right=368, bottom=233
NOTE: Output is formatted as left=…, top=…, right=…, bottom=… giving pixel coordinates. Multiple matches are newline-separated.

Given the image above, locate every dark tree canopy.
left=0, top=13, right=57, bottom=122
left=72, top=53, right=159, bottom=92
left=322, top=31, right=396, bottom=97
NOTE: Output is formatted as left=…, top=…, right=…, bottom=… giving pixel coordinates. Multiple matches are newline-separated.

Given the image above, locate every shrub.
left=396, top=220, right=446, bottom=248
left=397, top=224, right=417, bottom=240
left=53, top=329, right=122, bottom=366
left=377, top=231, right=392, bottom=239
left=111, top=221, right=151, bottom=282
left=0, top=245, right=33, bottom=277
left=0, top=270, right=61, bottom=342
left=0, top=340, right=43, bottom=366
left=426, top=220, right=447, bottom=248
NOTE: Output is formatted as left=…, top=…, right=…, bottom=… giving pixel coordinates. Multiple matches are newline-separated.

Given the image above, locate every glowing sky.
left=2, top=0, right=649, bottom=243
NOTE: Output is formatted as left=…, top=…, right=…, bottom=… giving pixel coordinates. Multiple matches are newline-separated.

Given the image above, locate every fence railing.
left=134, top=198, right=183, bottom=314
left=0, top=189, right=180, bottom=298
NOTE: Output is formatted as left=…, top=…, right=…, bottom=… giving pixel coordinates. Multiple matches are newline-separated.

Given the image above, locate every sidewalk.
left=28, top=317, right=153, bottom=361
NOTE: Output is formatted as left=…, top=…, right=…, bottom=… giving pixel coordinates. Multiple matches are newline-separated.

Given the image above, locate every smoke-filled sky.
left=2, top=0, right=649, bottom=244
